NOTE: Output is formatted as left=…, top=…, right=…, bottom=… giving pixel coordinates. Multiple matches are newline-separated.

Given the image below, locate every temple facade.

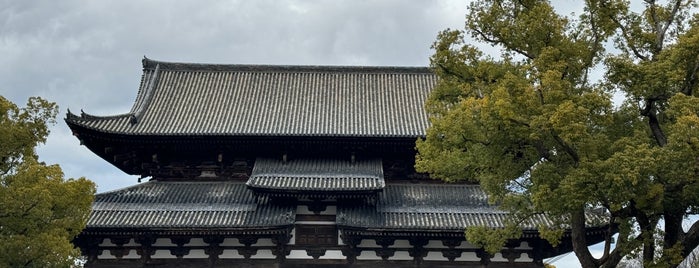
left=67, top=58, right=608, bottom=267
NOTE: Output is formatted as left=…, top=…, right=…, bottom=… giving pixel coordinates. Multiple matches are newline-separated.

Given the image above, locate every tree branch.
left=640, top=99, right=668, bottom=147
left=550, top=130, right=580, bottom=165
left=682, top=54, right=699, bottom=96
left=599, top=231, right=644, bottom=268
left=600, top=1, right=650, bottom=61
left=472, top=27, right=535, bottom=60
left=532, top=140, right=551, bottom=161
left=435, top=63, right=474, bottom=85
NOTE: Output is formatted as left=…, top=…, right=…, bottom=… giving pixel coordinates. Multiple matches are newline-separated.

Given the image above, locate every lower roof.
left=85, top=181, right=607, bottom=236
left=337, top=184, right=607, bottom=232
left=88, top=181, right=294, bottom=229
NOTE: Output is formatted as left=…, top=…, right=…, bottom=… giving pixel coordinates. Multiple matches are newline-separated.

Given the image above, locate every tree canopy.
left=415, top=0, right=699, bottom=267
left=0, top=95, right=95, bottom=267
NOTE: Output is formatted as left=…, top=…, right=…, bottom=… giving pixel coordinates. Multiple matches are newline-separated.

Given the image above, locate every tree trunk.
left=571, top=209, right=598, bottom=268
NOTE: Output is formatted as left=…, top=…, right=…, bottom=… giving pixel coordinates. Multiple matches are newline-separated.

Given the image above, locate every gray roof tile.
left=246, top=158, right=385, bottom=192
left=66, top=58, right=436, bottom=137
left=337, top=184, right=606, bottom=231
left=88, top=181, right=294, bottom=229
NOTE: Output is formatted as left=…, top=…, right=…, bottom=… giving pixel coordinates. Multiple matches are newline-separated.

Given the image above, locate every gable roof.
left=66, top=57, right=436, bottom=138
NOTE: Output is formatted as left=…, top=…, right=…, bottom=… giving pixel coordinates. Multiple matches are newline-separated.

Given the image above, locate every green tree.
left=0, top=95, right=95, bottom=267
left=415, top=1, right=699, bottom=267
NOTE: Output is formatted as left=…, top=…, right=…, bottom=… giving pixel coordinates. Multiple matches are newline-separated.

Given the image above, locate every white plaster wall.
left=388, top=251, right=411, bottom=260
left=288, top=250, right=313, bottom=259
left=356, top=250, right=381, bottom=260
left=515, top=253, right=533, bottom=262
left=318, top=250, right=344, bottom=259
left=249, top=249, right=276, bottom=259
left=182, top=249, right=207, bottom=259
left=121, top=250, right=140, bottom=259
left=99, top=239, right=116, bottom=247
left=152, top=249, right=176, bottom=259
left=424, top=251, right=448, bottom=261
left=357, top=239, right=379, bottom=247
left=220, top=238, right=244, bottom=247
left=454, top=252, right=479, bottom=262
left=255, top=238, right=275, bottom=247
left=425, top=240, right=447, bottom=248
left=457, top=241, right=480, bottom=249
left=110, top=238, right=137, bottom=247
left=97, top=250, right=116, bottom=259
left=390, top=240, right=410, bottom=248
left=516, top=241, right=532, bottom=250
left=491, top=253, right=507, bottom=262
left=185, top=238, right=207, bottom=247
left=289, top=228, right=296, bottom=244
left=220, top=249, right=245, bottom=259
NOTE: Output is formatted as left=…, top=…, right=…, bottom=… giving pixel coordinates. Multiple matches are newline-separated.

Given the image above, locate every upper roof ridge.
left=142, top=56, right=432, bottom=74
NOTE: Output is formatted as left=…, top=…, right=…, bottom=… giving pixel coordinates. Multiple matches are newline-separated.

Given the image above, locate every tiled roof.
left=66, top=57, right=436, bottom=137
left=88, top=181, right=294, bottom=229
left=336, top=184, right=606, bottom=231
left=246, top=158, right=385, bottom=192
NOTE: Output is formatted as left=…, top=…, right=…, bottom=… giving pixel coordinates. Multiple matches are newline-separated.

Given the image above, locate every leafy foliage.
left=0, top=95, right=95, bottom=267
left=416, top=1, right=699, bottom=267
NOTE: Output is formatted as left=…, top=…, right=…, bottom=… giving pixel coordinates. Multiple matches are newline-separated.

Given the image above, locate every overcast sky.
left=1, top=1, right=593, bottom=266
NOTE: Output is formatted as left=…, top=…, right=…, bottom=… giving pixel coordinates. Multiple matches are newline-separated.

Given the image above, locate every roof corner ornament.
left=66, top=108, right=77, bottom=120
left=129, top=114, right=138, bottom=124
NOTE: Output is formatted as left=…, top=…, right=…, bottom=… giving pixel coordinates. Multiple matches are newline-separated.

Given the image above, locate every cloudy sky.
left=1, top=1, right=592, bottom=266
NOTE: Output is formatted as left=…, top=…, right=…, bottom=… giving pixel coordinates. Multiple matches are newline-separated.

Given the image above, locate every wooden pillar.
left=476, top=249, right=491, bottom=268
left=408, top=237, right=429, bottom=263
left=272, top=233, right=291, bottom=261
left=375, top=237, right=396, bottom=260
left=170, top=237, right=191, bottom=259
left=238, top=236, right=259, bottom=259
left=203, top=236, right=224, bottom=266
left=110, top=237, right=131, bottom=259
left=135, top=234, right=156, bottom=263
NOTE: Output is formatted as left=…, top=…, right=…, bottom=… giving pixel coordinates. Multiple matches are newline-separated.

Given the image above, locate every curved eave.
left=65, top=113, right=425, bottom=141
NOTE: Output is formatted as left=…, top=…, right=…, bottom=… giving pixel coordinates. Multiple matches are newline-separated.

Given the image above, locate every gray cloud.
left=1, top=0, right=469, bottom=192
left=1, top=1, right=596, bottom=266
